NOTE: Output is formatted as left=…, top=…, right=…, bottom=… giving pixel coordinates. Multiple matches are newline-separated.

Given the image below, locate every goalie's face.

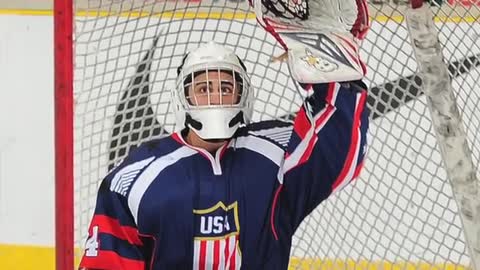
left=186, top=70, right=241, bottom=106
left=173, top=42, right=254, bottom=143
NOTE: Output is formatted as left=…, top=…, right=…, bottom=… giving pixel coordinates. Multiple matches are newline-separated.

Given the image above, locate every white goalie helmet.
left=172, top=41, right=255, bottom=140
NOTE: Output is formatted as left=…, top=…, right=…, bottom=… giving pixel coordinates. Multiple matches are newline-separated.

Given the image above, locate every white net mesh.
left=73, top=0, right=480, bottom=268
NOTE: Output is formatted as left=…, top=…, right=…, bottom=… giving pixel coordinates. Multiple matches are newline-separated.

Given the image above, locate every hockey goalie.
left=78, top=0, right=370, bottom=269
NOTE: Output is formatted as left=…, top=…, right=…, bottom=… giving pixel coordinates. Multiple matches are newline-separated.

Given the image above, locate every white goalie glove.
left=251, top=0, right=370, bottom=83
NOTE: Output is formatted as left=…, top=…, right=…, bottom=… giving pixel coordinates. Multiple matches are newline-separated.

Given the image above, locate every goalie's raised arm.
left=275, top=81, right=369, bottom=232
left=250, top=0, right=371, bottom=233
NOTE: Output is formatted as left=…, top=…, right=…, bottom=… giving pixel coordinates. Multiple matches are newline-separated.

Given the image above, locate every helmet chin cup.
left=183, top=108, right=246, bottom=140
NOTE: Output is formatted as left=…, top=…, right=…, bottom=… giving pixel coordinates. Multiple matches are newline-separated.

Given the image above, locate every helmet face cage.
left=175, top=63, right=253, bottom=111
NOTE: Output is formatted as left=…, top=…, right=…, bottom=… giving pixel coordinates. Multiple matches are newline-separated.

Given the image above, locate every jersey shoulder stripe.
left=128, top=146, right=198, bottom=224
left=231, top=135, right=284, bottom=167
left=242, top=119, right=294, bottom=149
left=248, top=126, right=293, bottom=149
left=107, top=135, right=185, bottom=197
left=110, top=156, right=156, bottom=196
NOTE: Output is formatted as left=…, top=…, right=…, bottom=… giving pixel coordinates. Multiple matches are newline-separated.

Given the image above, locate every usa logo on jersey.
left=193, top=201, right=241, bottom=270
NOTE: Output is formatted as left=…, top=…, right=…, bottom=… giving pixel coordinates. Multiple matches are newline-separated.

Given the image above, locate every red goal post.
left=54, top=0, right=480, bottom=269
left=54, top=0, right=74, bottom=269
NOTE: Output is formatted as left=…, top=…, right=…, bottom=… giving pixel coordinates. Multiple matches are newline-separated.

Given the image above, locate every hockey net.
left=65, top=0, right=480, bottom=269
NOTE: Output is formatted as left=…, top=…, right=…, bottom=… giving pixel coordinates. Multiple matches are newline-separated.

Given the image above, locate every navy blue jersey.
left=79, top=81, right=369, bottom=270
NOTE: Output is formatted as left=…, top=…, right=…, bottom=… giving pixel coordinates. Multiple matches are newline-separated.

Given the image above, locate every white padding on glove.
left=284, top=32, right=365, bottom=83
left=253, top=0, right=369, bottom=83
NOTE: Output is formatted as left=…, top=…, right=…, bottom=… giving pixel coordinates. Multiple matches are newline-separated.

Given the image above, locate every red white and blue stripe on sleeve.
left=285, top=81, right=367, bottom=188
left=79, top=179, right=147, bottom=270
left=282, top=82, right=340, bottom=176
left=273, top=81, right=368, bottom=229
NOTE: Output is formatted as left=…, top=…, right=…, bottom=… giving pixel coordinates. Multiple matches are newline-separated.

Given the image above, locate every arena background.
left=0, top=0, right=478, bottom=269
